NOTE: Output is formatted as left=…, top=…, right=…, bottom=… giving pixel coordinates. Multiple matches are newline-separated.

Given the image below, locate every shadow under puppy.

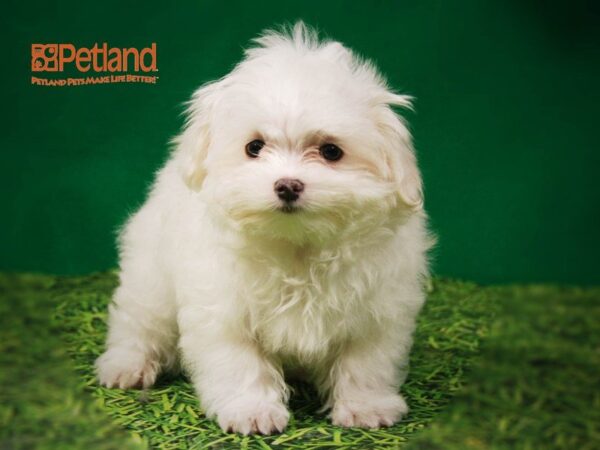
left=96, top=22, right=432, bottom=435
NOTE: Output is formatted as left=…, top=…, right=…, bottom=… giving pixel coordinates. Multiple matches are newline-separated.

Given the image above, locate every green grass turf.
left=1, top=272, right=598, bottom=449
left=0, top=273, right=142, bottom=450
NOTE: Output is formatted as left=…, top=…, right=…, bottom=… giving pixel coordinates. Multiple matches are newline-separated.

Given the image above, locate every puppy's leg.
left=96, top=272, right=178, bottom=389
left=179, top=312, right=289, bottom=435
left=324, top=327, right=413, bottom=429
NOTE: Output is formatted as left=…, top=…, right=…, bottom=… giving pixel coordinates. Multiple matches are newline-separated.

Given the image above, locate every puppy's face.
left=177, top=32, right=422, bottom=244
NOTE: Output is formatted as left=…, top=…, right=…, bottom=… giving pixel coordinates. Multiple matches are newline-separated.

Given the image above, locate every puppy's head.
left=175, top=23, right=423, bottom=244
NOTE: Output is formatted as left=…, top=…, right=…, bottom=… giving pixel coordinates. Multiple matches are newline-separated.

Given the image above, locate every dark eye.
left=245, top=139, right=265, bottom=158
left=319, top=143, right=344, bottom=162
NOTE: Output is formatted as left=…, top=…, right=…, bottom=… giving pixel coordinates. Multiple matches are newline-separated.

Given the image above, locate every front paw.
left=95, top=346, right=160, bottom=389
left=331, top=392, right=408, bottom=429
left=216, top=396, right=289, bottom=435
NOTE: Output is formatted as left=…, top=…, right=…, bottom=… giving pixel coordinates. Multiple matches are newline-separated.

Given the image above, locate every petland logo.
left=31, top=43, right=159, bottom=86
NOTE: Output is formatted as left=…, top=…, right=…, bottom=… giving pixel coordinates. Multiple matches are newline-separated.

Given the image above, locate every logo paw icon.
left=31, top=44, right=58, bottom=72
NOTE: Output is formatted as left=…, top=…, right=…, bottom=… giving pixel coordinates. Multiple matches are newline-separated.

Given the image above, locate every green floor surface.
left=1, top=273, right=598, bottom=449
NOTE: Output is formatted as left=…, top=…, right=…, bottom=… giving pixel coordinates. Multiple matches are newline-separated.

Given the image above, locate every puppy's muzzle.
left=274, top=178, right=304, bottom=203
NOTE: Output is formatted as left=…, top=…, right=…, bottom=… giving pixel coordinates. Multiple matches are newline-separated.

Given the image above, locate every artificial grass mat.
left=1, top=272, right=599, bottom=449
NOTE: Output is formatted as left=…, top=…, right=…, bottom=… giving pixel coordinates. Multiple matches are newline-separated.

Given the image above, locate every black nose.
left=274, top=178, right=304, bottom=203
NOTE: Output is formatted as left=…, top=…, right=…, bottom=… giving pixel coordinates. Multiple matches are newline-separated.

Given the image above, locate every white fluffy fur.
left=96, top=23, right=432, bottom=435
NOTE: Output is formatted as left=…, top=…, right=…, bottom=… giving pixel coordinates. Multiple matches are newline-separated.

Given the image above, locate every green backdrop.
left=1, top=0, right=598, bottom=284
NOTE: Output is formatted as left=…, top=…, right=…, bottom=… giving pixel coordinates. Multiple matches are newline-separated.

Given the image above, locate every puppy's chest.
left=243, top=258, right=377, bottom=359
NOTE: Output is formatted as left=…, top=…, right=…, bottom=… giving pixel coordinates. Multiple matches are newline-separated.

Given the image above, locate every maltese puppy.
left=96, top=22, right=431, bottom=435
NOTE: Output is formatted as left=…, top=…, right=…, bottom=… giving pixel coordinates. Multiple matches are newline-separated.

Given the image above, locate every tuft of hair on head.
left=248, top=20, right=322, bottom=56
left=247, top=21, right=414, bottom=111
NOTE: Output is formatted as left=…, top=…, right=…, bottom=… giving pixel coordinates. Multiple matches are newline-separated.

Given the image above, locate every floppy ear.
left=378, top=94, right=424, bottom=210
left=173, top=80, right=222, bottom=190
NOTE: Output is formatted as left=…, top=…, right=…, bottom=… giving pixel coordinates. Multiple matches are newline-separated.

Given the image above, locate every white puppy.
left=96, top=23, right=431, bottom=435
